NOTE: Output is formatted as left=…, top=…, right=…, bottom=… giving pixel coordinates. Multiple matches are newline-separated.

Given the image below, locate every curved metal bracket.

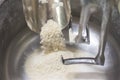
left=61, top=56, right=104, bottom=65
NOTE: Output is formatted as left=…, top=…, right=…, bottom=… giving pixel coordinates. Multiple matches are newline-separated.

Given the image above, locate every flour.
left=40, top=20, right=66, bottom=54
left=24, top=20, right=104, bottom=80
left=24, top=49, right=104, bottom=80
left=25, top=20, right=72, bottom=80
left=24, top=51, right=74, bottom=80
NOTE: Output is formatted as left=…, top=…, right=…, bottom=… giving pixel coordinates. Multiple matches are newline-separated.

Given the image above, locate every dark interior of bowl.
left=0, top=0, right=120, bottom=80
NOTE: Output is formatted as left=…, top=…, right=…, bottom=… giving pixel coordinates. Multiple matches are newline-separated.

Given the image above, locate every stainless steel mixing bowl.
left=0, top=0, right=120, bottom=80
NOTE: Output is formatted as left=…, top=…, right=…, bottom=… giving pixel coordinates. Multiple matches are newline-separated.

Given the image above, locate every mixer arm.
left=62, top=1, right=110, bottom=65
left=75, top=2, right=97, bottom=44
left=95, top=2, right=110, bottom=65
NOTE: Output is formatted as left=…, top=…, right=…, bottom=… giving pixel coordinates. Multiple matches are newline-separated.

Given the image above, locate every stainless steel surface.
left=62, top=57, right=96, bottom=65
left=0, top=0, right=5, bottom=5
left=75, top=0, right=97, bottom=43
left=4, top=20, right=120, bottom=80
left=22, top=0, right=71, bottom=33
left=73, top=0, right=111, bottom=65
left=0, top=0, right=120, bottom=80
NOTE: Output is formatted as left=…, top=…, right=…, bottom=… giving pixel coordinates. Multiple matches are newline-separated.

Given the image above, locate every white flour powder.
left=24, top=51, right=74, bottom=80
left=40, top=20, right=66, bottom=54
left=25, top=20, right=73, bottom=80
left=24, top=20, right=105, bottom=80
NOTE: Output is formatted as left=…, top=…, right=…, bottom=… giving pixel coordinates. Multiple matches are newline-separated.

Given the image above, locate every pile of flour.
left=40, top=20, right=66, bottom=54
left=24, top=51, right=75, bottom=80
left=25, top=20, right=73, bottom=80
left=24, top=20, right=102, bottom=80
